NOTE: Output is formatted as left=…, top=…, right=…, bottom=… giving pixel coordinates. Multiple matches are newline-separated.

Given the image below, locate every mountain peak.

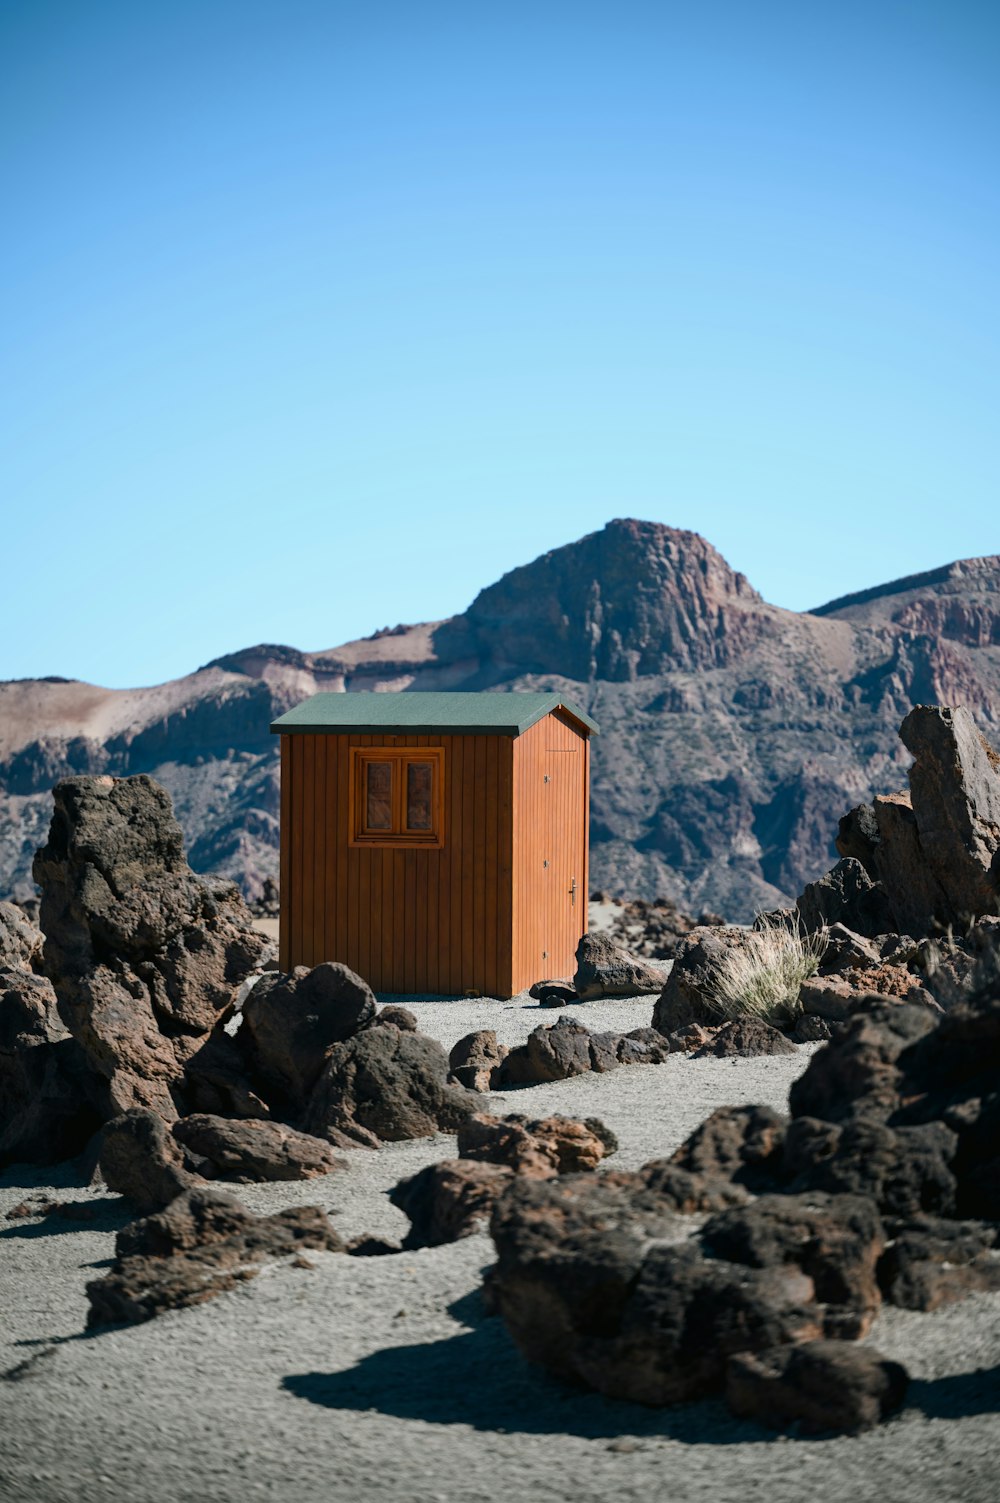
left=438, top=517, right=766, bottom=681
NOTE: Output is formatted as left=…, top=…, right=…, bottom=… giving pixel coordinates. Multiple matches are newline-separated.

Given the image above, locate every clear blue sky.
left=3, top=0, right=997, bottom=688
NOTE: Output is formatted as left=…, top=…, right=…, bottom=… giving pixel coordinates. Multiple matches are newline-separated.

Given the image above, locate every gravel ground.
left=2, top=991, right=998, bottom=1503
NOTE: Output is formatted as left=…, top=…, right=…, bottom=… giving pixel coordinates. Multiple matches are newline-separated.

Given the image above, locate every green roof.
left=271, top=690, right=599, bottom=737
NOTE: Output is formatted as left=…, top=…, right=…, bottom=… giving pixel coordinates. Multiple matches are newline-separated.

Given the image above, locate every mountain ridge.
left=2, top=518, right=998, bottom=920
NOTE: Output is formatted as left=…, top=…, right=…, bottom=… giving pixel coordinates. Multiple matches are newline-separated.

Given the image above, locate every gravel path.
left=2, top=992, right=998, bottom=1503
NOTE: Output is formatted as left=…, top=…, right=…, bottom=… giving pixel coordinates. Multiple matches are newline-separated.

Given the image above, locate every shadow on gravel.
left=282, top=1322, right=756, bottom=1444
left=284, top=1316, right=1000, bottom=1442
left=908, top=1365, right=1000, bottom=1421
left=0, top=1198, right=131, bottom=1241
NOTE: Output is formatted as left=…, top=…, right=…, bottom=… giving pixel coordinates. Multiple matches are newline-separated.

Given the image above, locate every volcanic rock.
left=0, top=901, right=44, bottom=972
left=877, top=1215, right=1000, bottom=1310
left=572, top=932, right=664, bottom=999
left=900, top=704, right=1000, bottom=924
left=667, top=1104, right=787, bottom=1190
left=240, top=962, right=377, bottom=1109
left=0, top=966, right=100, bottom=1167
left=789, top=1000, right=937, bottom=1124
left=699, top=1192, right=885, bottom=1337
left=390, top=1160, right=515, bottom=1248
left=32, top=775, right=269, bottom=1120
left=782, top=1117, right=957, bottom=1219
left=651, top=928, right=742, bottom=1033
left=795, top=858, right=893, bottom=938
left=693, top=1018, right=797, bottom=1058
left=99, top=1108, right=202, bottom=1212
left=87, top=1187, right=344, bottom=1326
left=171, top=1114, right=340, bottom=1182
left=302, top=1019, right=479, bottom=1146
left=726, top=1340, right=908, bottom=1434
left=487, top=1172, right=824, bottom=1405
left=500, top=1016, right=668, bottom=1084
left=448, top=1030, right=507, bottom=1091
left=456, top=1112, right=617, bottom=1176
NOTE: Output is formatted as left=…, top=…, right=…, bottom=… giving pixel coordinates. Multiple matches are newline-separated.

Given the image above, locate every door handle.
left=568, top=877, right=577, bottom=905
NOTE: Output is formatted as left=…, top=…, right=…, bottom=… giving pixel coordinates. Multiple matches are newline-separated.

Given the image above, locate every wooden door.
left=539, top=745, right=586, bottom=978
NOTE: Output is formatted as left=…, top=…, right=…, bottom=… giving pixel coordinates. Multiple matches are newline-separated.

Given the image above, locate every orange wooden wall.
left=279, top=712, right=590, bottom=997
left=510, top=712, right=589, bottom=992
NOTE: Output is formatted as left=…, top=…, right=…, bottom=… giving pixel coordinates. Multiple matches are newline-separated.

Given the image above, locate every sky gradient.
left=3, top=0, right=998, bottom=687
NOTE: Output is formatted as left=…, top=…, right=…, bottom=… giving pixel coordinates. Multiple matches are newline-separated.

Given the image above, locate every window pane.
left=406, top=761, right=433, bottom=830
left=365, top=761, right=393, bottom=830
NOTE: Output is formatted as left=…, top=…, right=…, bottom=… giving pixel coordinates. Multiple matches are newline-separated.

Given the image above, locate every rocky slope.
left=2, top=519, right=998, bottom=918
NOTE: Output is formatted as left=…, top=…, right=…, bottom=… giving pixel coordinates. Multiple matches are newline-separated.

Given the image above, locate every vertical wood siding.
left=510, top=713, right=589, bottom=993
left=280, top=731, right=515, bottom=996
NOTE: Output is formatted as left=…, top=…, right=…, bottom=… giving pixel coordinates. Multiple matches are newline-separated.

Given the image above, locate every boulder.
left=171, top=1114, right=340, bottom=1182
left=390, top=1160, right=515, bottom=1248
left=303, top=1019, right=479, bottom=1145
left=240, top=962, right=377, bottom=1109
left=448, top=1030, right=507, bottom=1091
left=456, top=1112, right=617, bottom=1176
left=900, top=705, right=1000, bottom=925
left=32, top=775, right=269, bottom=1120
left=99, top=1108, right=202, bottom=1212
left=87, top=1187, right=344, bottom=1326
left=872, top=791, right=953, bottom=937
left=500, top=1017, right=594, bottom=1083
left=572, top=932, right=664, bottom=999
left=878, top=1215, right=1000, bottom=1311
left=651, top=928, right=742, bottom=1033
left=667, top=1104, right=787, bottom=1190
left=795, top=858, right=893, bottom=939
left=726, top=1340, right=908, bottom=1434
left=500, top=1017, right=667, bottom=1084
left=0, top=901, right=44, bottom=972
left=488, top=1172, right=824, bottom=1405
left=377, top=1005, right=417, bottom=1030
left=782, top=1117, right=957, bottom=1219
left=693, top=1018, right=797, bottom=1058
left=699, top=1192, right=885, bottom=1337
left=789, top=1000, right=937, bottom=1125
left=0, top=967, right=100, bottom=1167
left=533, top=982, right=580, bottom=1007
left=835, top=803, right=881, bottom=879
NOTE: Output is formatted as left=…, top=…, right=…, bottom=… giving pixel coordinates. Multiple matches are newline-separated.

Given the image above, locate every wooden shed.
left=271, top=690, right=599, bottom=998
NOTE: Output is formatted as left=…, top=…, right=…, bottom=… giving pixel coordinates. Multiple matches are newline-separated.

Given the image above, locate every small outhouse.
left=270, top=690, right=599, bottom=997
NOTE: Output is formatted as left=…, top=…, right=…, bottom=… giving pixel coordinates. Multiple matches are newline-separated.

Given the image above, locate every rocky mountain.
left=2, top=519, right=998, bottom=919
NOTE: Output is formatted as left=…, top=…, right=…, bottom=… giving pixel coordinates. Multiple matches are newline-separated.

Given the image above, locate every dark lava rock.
left=240, top=962, right=377, bottom=1109
left=0, top=966, right=100, bottom=1167
left=99, top=1108, right=202, bottom=1212
left=796, top=858, right=893, bottom=939
left=488, top=1172, right=822, bottom=1405
left=534, top=982, right=580, bottom=1007
left=699, top=1192, right=885, bottom=1337
left=835, top=804, right=882, bottom=880
left=899, top=704, right=1000, bottom=927
left=501, top=1017, right=667, bottom=1084
left=87, top=1187, right=344, bottom=1326
left=303, top=1022, right=478, bottom=1146
left=392, top=1110, right=618, bottom=1250
left=573, top=932, right=664, bottom=999
left=32, top=774, right=268, bottom=1120
left=391, top=1160, right=515, bottom=1248
left=726, top=1340, right=908, bottom=1434
left=788, top=1000, right=937, bottom=1125
left=448, top=1030, right=507, bottom=1091
left=668, top=1104, right=787, bottom=1190
left=651, top=928, right=742, bottom=1033
left=878, top=1215, right=1000, bottom=1311
left=693, top=1018, right=797, bottom=1058
left=377, top=1005, right=418, bottom=1030
left=782, top=1117, right=957, bottom=1219
left=457, top=1112, right=616, bottom=1176
left=0, top=900, right=44, bottom=972
left=171, top=1114, right=340, bottom=1182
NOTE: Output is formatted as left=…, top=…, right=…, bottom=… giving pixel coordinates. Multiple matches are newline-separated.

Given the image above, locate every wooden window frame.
left=349, top=746, right=445, bottom=848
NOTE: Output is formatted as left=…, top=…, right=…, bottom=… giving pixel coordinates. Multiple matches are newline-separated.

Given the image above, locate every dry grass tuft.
left=705, top=916, right=827, bottom=1026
